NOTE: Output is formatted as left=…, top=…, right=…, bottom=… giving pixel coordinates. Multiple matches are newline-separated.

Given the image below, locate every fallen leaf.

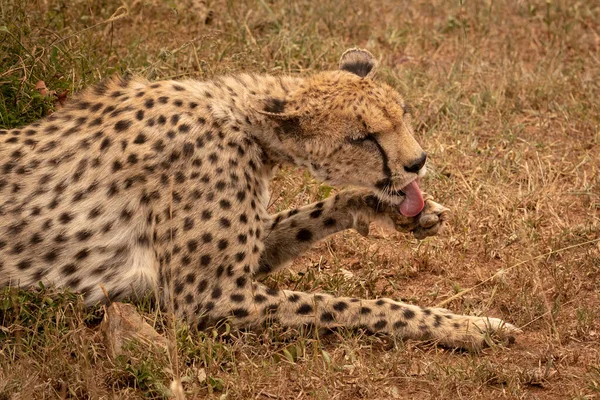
left=197, top=368, right=207, bottom=383
left=340, top=268, right=354, bottom=279
left=35, top=80, right=48, bottom=97
left=55, top=89, right=69, bottom=109
left=99, top=302, right=169, bottom=358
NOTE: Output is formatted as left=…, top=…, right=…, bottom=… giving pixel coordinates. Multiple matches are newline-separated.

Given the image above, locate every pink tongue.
left=399, top=181, right=424, bottom=217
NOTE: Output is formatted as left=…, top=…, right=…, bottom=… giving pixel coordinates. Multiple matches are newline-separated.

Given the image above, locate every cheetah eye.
left=402, top=103, right=412, bottom=115
left=347, top=132, right=377, bottom=145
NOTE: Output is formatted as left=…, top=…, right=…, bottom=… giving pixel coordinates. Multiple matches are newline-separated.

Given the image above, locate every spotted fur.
left=0, top=49, right=518, bottom=350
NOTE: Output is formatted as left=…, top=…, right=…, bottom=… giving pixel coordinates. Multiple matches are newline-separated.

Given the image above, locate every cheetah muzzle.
left=0, top=48, right=520, bottom=351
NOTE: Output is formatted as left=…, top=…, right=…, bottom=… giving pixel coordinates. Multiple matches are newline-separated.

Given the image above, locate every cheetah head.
left=262, top=49, right=427, bottom=217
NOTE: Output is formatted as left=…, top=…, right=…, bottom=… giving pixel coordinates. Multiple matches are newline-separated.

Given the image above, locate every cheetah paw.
left=455, top=316, right=522, bottom=350
left=410, top=196, right=449, bottom=240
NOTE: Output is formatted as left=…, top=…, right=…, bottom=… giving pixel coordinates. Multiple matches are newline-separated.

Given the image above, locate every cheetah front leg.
left=233, top=191, right=518, bottom=350
left=234, top=282, right=519, bottom=351
left=256, top=189, right=448, bottom=277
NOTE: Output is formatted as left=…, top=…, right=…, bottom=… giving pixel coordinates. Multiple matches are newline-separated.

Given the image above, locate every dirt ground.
left=0, top=0, right=599, bottom=398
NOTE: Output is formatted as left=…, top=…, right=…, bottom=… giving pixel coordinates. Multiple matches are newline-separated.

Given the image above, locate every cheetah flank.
left=0, top=49, right=519, bottom=350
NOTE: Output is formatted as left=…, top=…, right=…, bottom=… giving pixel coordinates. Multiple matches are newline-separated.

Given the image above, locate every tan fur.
left=0, top=49, right=518, bottom=350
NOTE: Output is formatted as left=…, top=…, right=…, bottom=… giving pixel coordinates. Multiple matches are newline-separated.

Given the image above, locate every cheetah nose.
left=404, top=152, right=427, bottom=173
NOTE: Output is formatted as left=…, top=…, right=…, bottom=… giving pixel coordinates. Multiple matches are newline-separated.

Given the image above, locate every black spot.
left=30, top=233, right=44, bottom=244
left=219, top=199, right=231, bottom=210
left=153, top=140, right=165, bottom=153
left=76, top=230, right=92, bottom=241
left=264, top=98, right=287, bottom=114
left=323, top=218, right=336, bottom=227
left=217, top=239, right=228, bottom=250
left=16, top=259, right=32, bottom=270
left=360, top=307, right=371, bottom=314
left=136, top=110, right=144, bottom=121
left=310, top=209, right=323, bottom=218
left=54, top=233, right=68, bottom=243
left=219, top=218, right=231, bottom=228
left=75, top=248, right=90, bottom=260
left=287, top=294, right=300, bottom=303
left=114, top=120, right=132, bottom=132
left=133, top=133, right=147, bottom=144
left=202, top=233, right=212, bottom=243
left=120, top=208, right=133, bottom=221
left=333, top=301, right=348, bottom=312
left=10, top=243, right=24, bottom=254
left=61, top=263, right=77, bottom=275
left=185, top=294, right=194, bottom=304
left=231, top=294, right=245, bottom=303
left=232, top=308, right=249, bottom=318
left=200, top=254, right=211, bottom=266
left=144, top=98, right=155, bottom=108
left=254, top=294, right=267, bottom=303
left=404, top=309, right=415, bottom=319
left=373, top=320, right=388, bottom=330
left=235, top=276, right=247, bottom=288
left=211, top=287, right=222, bottom=299
left=59, top=212, right=73, bottom=224
left=296, top=303, right=313, bottom=315
left=185, top=272, right=196, bottom=284
left=236, top=191, right=246, bottom=202
left=107, top=182, right=119, bottom=197
left=296, top=229, right=313, bottom=242
left=394, top=320, right=407, bottom=329
left=320, top=312, right=335, bottom=323
left=183, top=217, right=194, bottom=231
left=182, top=142, right=194, bottom=157
left=215, top=181, right=226, bottom=191
left=174, top=281, right=184, bottom=295
left=197, top=279, right=208, bottom=293
left=112, top=160, right=123, bottom=172
left=201, top=210, right=212, bottom=221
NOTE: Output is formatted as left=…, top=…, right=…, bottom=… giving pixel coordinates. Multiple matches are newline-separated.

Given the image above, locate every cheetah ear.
left=339, top=48, right=377, bottom=79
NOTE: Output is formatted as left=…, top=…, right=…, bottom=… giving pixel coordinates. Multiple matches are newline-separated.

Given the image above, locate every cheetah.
left=0, top=48, right=519, bottom=350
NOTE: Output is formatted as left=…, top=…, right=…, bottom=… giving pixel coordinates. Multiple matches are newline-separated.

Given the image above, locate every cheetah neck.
left=202, top=74, right=309, bottom=170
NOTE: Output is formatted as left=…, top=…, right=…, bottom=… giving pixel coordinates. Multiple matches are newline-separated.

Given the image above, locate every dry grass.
left=1, top=0, right=599, bottom=398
